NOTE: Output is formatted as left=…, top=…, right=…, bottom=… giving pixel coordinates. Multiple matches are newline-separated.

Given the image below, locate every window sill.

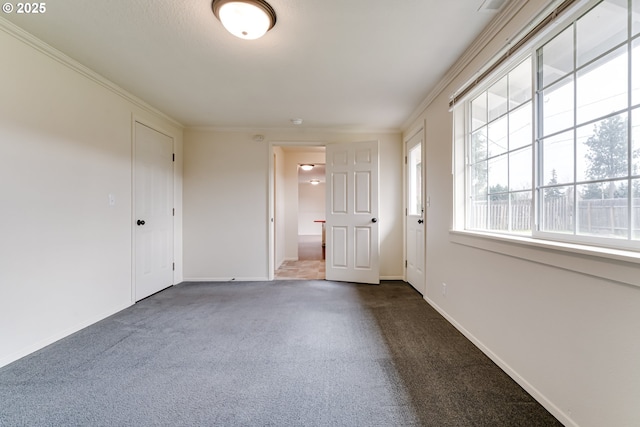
left=449, top=230, right=640, bottom=288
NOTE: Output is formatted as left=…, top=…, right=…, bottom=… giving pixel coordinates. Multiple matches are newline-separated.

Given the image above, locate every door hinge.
left=405, top=156, right=407, bottom=164
left=172, top=262, right=175, bottom=271
left=172, top=153, right=175, bottom=162
left=405, top=260, right=408, bottom=268
left=173, top=208, right=175, bottom=216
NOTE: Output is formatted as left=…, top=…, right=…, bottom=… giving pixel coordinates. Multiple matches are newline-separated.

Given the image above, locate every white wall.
left=183, top=131, right=403, bottom=280
left=183, top=130, right=270, bottom=280
left=0, top=24, right=183, bottom=367
left=403, top=1, right=640, bottom=426
left=298, top=182, right=325, bottom=236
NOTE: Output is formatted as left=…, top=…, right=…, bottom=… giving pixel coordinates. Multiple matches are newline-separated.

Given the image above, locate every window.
left=468, top=58, right=533, bottom=234
left=458, top=0, right=640, bottom=251
left=407, top=143, right=422, bottom=216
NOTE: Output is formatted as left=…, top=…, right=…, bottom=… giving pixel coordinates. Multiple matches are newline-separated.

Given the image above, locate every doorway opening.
left=271, top=145, right=326, bottom=280
left=270, top=140, right=380, bottom=284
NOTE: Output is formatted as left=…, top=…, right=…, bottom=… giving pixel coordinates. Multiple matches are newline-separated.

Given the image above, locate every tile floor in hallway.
left=275, top=235, right=325, bottom=280
left=275, top=260, right=325, bottom=280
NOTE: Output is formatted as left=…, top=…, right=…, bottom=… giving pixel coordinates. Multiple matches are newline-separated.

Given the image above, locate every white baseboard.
left=423, top=295, right=576, bottom=427
left=0, top=301, right=132, bottom=369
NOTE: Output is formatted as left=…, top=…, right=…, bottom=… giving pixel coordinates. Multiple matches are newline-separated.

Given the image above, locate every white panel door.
left=325, top=141, right=379, bottom=284
left=134, top=122, right=174, bottom=301
left=406, top=131, right=425, bottom=294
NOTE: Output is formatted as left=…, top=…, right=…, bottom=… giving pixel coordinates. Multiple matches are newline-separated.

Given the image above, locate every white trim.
left=269, top=140, right=327, bottom=147
left=187, top=126, right=401, bottom=134
left=424, top=295, right=577, bottom=427
left=450, top=230, right=640, bottom=288
left=0, top=302, right=132, bottom=369
left=132, top=114, right=178, bottom=141
left=0, top=16, right=183, bottom=129
left=403, top=125, right=424, bottom=144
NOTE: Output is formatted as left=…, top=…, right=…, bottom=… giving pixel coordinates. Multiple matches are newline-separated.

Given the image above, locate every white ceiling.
left=3, top=0, right=507, bottom=131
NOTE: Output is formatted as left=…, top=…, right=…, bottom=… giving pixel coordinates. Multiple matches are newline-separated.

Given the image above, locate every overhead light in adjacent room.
left=212, top=0, right=277, bottom=40
left=291, top=118, right=303, bottom=125
left=309, top=179, right=320, bottom=185
left=300, top=164, right=314, bottom=171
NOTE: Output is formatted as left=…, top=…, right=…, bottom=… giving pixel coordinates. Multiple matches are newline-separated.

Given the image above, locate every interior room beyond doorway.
left=275, top=242, right=325, bottom=280
left=273, top=147, right=326, bottom=280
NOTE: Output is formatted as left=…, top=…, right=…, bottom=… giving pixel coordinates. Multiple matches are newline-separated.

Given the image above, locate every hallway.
left=275, top=235, right=325, bottom=280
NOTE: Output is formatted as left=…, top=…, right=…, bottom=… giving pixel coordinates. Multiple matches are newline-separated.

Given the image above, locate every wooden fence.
left=470, top=197, right=640, bottom=236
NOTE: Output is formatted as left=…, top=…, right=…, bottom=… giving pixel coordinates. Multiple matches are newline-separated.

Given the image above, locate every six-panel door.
left=325, top=141, right=379, bottom=284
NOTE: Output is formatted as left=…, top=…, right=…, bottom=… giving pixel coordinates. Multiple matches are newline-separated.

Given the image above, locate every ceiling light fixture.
left=212, top=0, right=277, bottom=40
left=300, top=164, right=314, bottom=171
left=309, top=179, right=320, bottom=185
left=291, top=118, right=303, bottom=125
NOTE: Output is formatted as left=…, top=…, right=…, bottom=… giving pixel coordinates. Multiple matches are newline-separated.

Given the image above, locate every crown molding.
left=0, top=16, right=184, bottom=129
left=401, top=0, right=532, bottom=132
left=186, top=125, right=401, bottom=135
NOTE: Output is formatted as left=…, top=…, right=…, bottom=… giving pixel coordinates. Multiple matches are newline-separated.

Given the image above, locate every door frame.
left=403, top=123, right=426, bottom=292
left=131, top=116, right=177, bottom=303
left=268, top=140, right=326, bottom=280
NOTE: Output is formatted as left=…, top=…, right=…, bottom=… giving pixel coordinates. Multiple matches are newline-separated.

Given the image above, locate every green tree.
left=582, top=115, right=633, bottom=199
left=544, top=168, right=563, bottom=198
left=470, top=130, right=488, bottom=198
left=489, top=183, right=508, bottom=202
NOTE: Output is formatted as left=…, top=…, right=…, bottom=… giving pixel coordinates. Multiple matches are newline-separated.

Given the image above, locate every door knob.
left=137, top=220, right=146, bottom=226
left=418, top=219, right=424, bottom=224
left=371, top=218, right=377, bottom=223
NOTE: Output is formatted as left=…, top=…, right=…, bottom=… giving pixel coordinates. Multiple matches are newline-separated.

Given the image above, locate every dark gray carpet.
left=0, top=280, right=562, bottom=426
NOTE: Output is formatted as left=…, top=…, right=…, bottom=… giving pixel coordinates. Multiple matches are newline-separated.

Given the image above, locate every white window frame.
left=452, top=0, right=640, bottom=287
left=465, top=56, right=535, bottom=235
